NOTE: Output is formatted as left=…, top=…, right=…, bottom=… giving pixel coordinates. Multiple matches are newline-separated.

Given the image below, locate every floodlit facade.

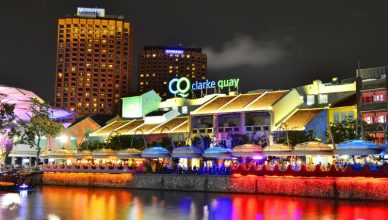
left=54, top=7, right=133, bottom=117
left=357, top=66, right=388, bottom=144
left=138, top=46, right=207, bottom=98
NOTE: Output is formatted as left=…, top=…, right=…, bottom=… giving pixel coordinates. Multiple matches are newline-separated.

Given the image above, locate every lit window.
left=334, top=112, right=340, bottom=122
left=378, top=115, right=386, bottom=123
left=364, top=116, right=373, bottom=124
left=374, top=95, right=384, bottom=102
left=182, top=106, right=188, bottom=114
left=306, top=95, right=315, bottom=106
left=318, top=94, right=328, bottom=104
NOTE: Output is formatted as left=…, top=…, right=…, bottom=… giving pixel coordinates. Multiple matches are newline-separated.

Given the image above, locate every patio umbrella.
left=264, top=144, right=292, bottom=156
left=292, top=141, right=333, bottom=156
left=335, top=139, right=382, bottom=156
left=171, top=145, right=203, bottom=158
left=232, top=144, right=264, bottom=158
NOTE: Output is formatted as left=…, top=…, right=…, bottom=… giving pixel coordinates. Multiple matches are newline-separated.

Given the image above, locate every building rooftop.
left=217, top=93, right=262, bottom=113
left=151, top=117, right=188, bottom=134
left=282, top=109, right=323, bottom=130
left=90, top=120, right=129, bottom=137
left=244, top=91, right=288, bottom=111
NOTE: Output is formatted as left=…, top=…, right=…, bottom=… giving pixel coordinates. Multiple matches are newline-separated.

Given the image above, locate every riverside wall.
left=40, top=173, right=388, bottom=201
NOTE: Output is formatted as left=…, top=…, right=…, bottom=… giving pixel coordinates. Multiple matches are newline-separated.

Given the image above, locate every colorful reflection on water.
left=0, top=186, right=387, bottom=220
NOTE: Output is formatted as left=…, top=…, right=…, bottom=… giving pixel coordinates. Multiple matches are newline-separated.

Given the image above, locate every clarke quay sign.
left=168, top=77, right=240, bottom=98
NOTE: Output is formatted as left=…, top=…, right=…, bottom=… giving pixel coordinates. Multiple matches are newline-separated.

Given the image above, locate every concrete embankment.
left=40, top=173, right=388, bottom=201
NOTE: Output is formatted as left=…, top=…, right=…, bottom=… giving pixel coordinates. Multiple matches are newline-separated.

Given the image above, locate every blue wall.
left=305, top=109, right=327, bottom=141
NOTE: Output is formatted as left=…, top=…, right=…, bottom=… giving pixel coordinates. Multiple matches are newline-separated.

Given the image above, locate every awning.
left=335, top=139, right=382, bottom=156
left=74, top=150, right=93, bottom=159
left=292, top=141, right=333, bottom=156
left=141, top=146, right=170, bottom=158
left=264, top=144, right=292, bottom=156
left=171, top=145, right=203, bottom=158
left=203, top=146, right=232, bottom=159
left=232, top=144, right=264, bottom=158
left=8, top=144, right=37, bottom=158
left=117, top=148, right=142, bottom=159
left=92, top=149, right=117, bottom=159
left=42, top=149, right=75, bottom=159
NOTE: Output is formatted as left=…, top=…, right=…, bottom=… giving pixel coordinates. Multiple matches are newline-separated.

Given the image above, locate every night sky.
left=1, top=1, right=388, bottom=102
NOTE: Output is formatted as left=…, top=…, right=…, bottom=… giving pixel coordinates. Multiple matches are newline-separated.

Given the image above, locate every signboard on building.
left=165, top=49, right=184, bottom=55
left=77, top=7, right=105, bottom=18
left=168, top=77, right=240, bottom=98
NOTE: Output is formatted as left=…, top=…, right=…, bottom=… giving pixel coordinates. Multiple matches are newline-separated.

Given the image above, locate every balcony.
left=361, top=101, right=387, bottom=111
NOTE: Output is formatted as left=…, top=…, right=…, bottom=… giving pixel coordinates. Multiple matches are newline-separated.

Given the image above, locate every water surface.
left=0, top=186, right=387, bottom=220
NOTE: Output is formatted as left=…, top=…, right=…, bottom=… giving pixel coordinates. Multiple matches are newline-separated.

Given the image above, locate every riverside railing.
left=230, top=163, right=388, bottom=178
left=42, top=164, right=388, bottom=178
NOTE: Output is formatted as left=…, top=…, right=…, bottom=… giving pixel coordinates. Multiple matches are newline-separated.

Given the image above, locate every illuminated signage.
left=165, top=49, right=184, bottom=55
left=77, top=7, right=105, bottom=17
left=168, top=77, right=240, bottom=97
left=168, top=77, right=191, bottom=98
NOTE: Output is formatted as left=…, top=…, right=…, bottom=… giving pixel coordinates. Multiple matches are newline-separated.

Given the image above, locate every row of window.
left=362, top=112, right=387, bottom=124
left=305, top=94, right=328, bottom=106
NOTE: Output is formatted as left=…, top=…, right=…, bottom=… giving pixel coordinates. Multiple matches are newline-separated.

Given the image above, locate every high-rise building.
left=138, top=46, right=207, bottom=98
left=54, top=7, right=133, bottom=117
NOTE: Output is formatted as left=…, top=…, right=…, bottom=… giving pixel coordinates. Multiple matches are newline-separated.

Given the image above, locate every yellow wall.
left=272, top=89, right=304, bottom=130
left=327, top=105, right=357, bottom=124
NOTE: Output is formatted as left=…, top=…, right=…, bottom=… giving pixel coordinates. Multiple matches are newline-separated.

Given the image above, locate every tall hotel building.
left=138, top=46, right=207, bottom=98
left=54, top=8, right=133, bottom=117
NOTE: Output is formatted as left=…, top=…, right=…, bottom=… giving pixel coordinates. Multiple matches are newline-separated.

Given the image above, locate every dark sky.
left=1, top=1, right=388, bottom=102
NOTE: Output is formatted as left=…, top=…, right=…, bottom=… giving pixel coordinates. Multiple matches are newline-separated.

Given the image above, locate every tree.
left=78, top=140, right=106, bottom=151
left=327, top=118, right=375, bottom=144
left=0, top=101, right=17, bottom=167
left=19, top=98, right=63, bottom=166
left=276, top=130, right=314, bottom=146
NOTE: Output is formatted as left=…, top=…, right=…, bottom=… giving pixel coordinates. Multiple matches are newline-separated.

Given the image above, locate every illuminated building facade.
left=356, top=66, right=388, bottom=144
left=54, top=8, right=133, bottom=117
left=138, top=46, right=207, bottom=98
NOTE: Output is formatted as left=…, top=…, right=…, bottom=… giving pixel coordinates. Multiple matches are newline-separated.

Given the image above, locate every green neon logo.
left=168, top=77, right=191, bottom=97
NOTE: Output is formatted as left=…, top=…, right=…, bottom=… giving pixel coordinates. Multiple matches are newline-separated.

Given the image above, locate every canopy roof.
left=117, top=148, right=142, bottom=159
left=91, top=149, right=117, bottom=158
left=232, top=144, right=264, bottom=158
left=293, top=141, right=333, bottom=156
left=203, top=146, right=232, bottom=159
left=281, top=109, right=322, bottom=130
left=264, top=144, right=292, bottom=156
left=171, top=145, right=203, bottom=158
left=90, top=116, right=190, bottom=137
left=0, top=84, right=74, bottom=121
left=141, top=146, right=170, bottom=158
left=335, top=139, right=381, bottom=155
left=40, top=149, right=75, bottom=159
left=192, top=91, right=288, bottom=115
left=74, top=150, right=93, bottom=159
left=8, top=144, right=37, bottom=157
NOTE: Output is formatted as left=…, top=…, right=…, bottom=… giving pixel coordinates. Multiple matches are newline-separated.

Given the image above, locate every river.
left=0, top=186, right=387, bottom=220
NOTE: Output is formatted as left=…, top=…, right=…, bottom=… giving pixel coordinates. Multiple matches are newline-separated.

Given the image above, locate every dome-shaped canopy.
left=45, top=149, right=75, bottom=159
left=203, top=146, right=232, bottom=159
left=335, top=139, right=381, bottom=156
left=75, top=150, right=93, bottom=159
left=171, top=145, right=203, bottom=158
left=92, top=149, right=117, bottom=158
left=141, top=146, right=170, bottom=158
left=264, top=144, right=292, bottom=156
left=232, top=144, right=264, bottom=158
left=292, top=141, right=333, bottom=156
left=117, top=148, right=142, bottom=159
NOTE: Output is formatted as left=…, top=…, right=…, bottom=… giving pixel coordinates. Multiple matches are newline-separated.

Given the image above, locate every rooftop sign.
left=165, top=49, right=184, bottom=55
left=168, top=77, right=239, bottom=98
left=77, top=7, right=105, bottom=18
